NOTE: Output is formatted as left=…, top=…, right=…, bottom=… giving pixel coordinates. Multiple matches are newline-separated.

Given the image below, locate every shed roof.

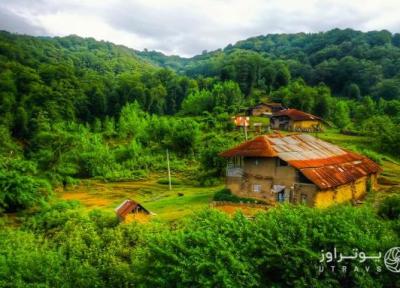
left=219, top=134, right=380, bottom=189
left=115, top=199, right=150, bottom=218
left=272, top=109, right=322, bottom=121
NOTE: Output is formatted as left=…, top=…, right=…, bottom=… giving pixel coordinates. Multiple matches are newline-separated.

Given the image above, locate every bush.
left=213, top=188, right=265, bottom=204
left=1, top=203, right=399, bottom=287
left=133, top=206, right=399, bottom=287
left=157, top=177, right=182, bottom=185
left=0, top=157, right=51, bottom=212
left=378, top=194, right=400, bottom=220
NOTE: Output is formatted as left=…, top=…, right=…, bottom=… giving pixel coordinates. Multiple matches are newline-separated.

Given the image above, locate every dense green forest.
left=0, top=29, right=400, bottom=287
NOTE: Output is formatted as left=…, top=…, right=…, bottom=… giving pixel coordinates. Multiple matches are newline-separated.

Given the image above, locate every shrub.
left=133, top=206, right=399, bottom=287
left=378, top=194, right=400, bottom=220
left=213, top=188, right=265, bottom=204
left=0, top=157, right=51, bottom=212
left=157, top=177, right=182, bottom=185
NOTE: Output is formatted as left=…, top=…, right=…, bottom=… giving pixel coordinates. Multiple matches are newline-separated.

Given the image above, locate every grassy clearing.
left=58, top=174, right=223, bottom=221
left=316, top=129, right=372, bottom=149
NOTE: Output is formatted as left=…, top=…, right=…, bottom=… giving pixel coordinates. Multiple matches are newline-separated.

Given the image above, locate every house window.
left=253, top=184, right=262, bottom=193
left=301, top=194, right=308, bottom=204
left=233, top=156, right=243, bottom=168
left=298, top=171, right=312, bottom=183
left=278, top=158, right=288, bottom=167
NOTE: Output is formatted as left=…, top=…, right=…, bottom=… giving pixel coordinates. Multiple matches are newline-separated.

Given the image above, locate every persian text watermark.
left=318, top=247, right=400, bottom=274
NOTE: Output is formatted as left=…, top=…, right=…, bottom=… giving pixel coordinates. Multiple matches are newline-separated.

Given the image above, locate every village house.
left=270, top=109, right=323, bottom=132
left=247, top=102, right=285, bottom=117
left=219, top=134, right=380, bottom=207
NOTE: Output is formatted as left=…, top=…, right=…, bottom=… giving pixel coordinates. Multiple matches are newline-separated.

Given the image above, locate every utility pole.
left=244, top=117, right=248, bottom=140
left=166, top=149, right=172, bottom=190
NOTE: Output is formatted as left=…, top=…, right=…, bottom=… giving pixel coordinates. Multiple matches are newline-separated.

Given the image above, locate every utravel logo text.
left=318, top=247, right=400, bottom=274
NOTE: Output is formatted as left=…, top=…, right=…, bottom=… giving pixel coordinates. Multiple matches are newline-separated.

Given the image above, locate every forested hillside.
left=141, top=28, right=400, bottom=99
left=140, top=28, right=400, bottom=155
left=1, top=28, right=400, bottom=287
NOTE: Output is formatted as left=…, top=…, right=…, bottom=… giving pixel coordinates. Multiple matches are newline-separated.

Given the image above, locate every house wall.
left=293, top=183, right=318, bottom=206
left=270, top=116, right=290, bottom=130
left=370, top=173, right=378, bottom=190
left=226, top=177, right=242, bottom=196
left=250, top=105, right=273, bottom=116
left=291, top=120, right=323, bottom=131
left=270, top=118, right=323, bottom=131
left=227, top=157, right=298, bottom=202
left=313, top=176, right=371, bottom=208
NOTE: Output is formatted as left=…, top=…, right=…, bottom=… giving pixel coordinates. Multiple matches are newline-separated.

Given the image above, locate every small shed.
left=115, top=199, right=151, bottom=220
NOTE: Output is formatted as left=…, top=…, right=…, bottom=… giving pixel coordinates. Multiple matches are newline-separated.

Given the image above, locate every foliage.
left=0, top=198, right=399, bottom=287
left=181, top=81, right=244, bottom=115
left=0, top=156, right=51, bottom=212
left=213, top=188, right=265, bottom=204
left=378, top=195, right=400, bottom=220
left=157, top=177, right=182, bottom=185
left=134, top=205, right=398, bottom=287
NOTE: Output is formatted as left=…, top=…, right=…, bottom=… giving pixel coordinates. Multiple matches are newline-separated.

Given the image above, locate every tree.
left=373, top=79, right=400, bottom=100
left=274, top=63, right=291, bottom=88
left=0, top=156, right=51, bottom=211
left=13, top=106, right=28, bottom=138
left=345, top=83, right=361, bottom=100
left=332, top=101, right=351, bottom=129
left=118, top=102, right=147, bottom=138
left=181, top=90, right=214, bottom=115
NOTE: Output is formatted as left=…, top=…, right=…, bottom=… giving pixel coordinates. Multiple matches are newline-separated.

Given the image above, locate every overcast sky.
left=0, top=0, right=399, bottom=57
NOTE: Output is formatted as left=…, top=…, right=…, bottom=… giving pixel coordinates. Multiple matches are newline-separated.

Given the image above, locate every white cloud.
left=0, top=0, right=400, bottom=56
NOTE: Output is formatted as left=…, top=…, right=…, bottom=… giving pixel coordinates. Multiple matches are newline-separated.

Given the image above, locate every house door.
left=277, top=191, right=285, bottom=202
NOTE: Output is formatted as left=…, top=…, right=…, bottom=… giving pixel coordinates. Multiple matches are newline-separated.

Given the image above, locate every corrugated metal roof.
left=219, top=135, right=277, bottom=157
left=115, top=199, right=150, bottom=218
left=219, top=134, right=380, bottom=189
left=271, top=109, right=322, bottom=121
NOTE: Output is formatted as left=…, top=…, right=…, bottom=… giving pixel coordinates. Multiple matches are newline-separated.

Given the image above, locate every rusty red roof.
left=115, top=199, right=150, bottom=218
left=219, top=134, right=380, bottom=189
left=272, top=109, right=322, bottom=121
left=219, top=135, right=277, bottom=157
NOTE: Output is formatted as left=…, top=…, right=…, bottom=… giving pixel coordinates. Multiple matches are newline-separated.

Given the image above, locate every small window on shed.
left=253, top=184, right=262, bottom=193
left=278, top=158, right=288, bottom=167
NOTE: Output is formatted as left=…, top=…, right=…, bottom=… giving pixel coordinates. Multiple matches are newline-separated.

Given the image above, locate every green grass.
left=250, top=116, right=270, bottom=126
left=59, top=174, right=223, bottom=221
left=317, top=129, right=372, bottom=149
left=156, top=177, right=182, bottom=185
